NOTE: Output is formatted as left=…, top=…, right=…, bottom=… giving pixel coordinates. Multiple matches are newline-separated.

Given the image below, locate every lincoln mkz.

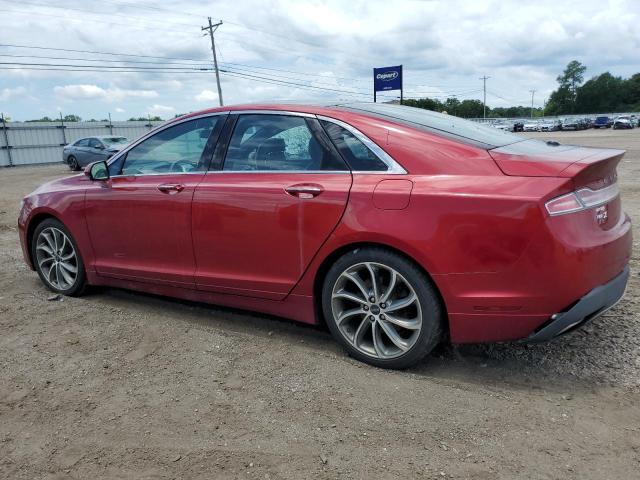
left=19, top=103, right=631, bottom=368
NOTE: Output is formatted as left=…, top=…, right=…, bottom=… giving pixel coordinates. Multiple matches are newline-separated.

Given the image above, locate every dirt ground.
left=1, top=128, right=639, bottom=479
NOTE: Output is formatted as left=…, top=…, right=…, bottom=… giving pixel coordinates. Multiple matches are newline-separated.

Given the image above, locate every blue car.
left=593, top=116, right=612, bottom=129
left=63, top=136, right=129, bottom=171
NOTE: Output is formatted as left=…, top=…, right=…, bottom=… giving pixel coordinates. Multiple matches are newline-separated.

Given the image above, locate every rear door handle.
left=157, top=183, right=185, bottom=194
left=285, top=184, right=323, bottom=199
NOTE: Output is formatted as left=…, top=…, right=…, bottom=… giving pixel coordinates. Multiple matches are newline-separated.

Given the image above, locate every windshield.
left=102, top=137, right=128, bottom=146
left=337, top=103, right=524, bottom=149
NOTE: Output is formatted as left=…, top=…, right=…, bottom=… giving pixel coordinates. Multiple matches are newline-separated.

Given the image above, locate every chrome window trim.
left=110, top=171, right=206, bottom=179
left=107, top=109, right=406, bottom=177
left=315, top=114, right=407, bottom=174
left=106, top=111, right=230, bottom=176
left=205, top=170, right=349, bottom=175
left=232, top=109, right=316, bottom=118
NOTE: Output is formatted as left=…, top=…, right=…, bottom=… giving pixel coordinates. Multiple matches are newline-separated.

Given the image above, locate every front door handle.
left=157, top=183, right=185, bottom=194
left=285, top=184, right=323, bottom=199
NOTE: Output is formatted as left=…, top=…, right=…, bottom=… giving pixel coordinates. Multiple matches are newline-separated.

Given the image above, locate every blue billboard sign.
left=373, top=65, right=403, bottom=103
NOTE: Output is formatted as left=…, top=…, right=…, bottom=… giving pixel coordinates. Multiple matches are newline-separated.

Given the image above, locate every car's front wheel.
left=32, top=218, right=86, bottom=296
left=322, top=248, right=444, bottom=369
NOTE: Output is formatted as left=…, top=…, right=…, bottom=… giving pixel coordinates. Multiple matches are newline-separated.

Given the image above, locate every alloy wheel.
left=35, top=227, right=79, bottom=290
left=331, top=262, right=422, bottom=359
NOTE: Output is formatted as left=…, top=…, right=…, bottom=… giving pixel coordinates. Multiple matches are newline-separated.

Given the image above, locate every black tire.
left=31, top=218, right=87, bottom=296
left=322, top=247, right=444, bottom=369
left=68, top=156, right=80, bottom=171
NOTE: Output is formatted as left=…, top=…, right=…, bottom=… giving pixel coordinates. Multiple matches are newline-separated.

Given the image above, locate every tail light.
left=545, top=183, right=619, bottom=216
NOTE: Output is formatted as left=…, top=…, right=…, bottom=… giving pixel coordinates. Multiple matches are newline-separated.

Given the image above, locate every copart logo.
left=376, top=71, right=399, bottom=81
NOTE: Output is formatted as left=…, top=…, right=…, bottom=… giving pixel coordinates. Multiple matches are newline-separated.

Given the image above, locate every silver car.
left=63, top=136, right=129, bottom=171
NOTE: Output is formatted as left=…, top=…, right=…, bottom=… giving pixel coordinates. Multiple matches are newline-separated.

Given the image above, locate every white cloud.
left=54, top=84, right=158, bottom=102
left=194, top=89, right=219, bottom=102
left=0, top=86, right=27, bottom=101
left=147, top=104, right=175, bottom=116
left=115, top=107, right=125, bottom=113
left=2, top=0, right=639, bottom=119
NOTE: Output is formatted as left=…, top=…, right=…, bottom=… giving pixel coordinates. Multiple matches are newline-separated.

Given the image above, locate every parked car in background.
left=512, top=121, right=524, bottom=132
left=523, top=120, right=539, bottom=132
left=583, top=118, right=593, bottom=129
left=63, top=136, right=130, bottom=171
left=593, top=116, right=613, bottom=129
left=539, top=119, right=561, bottom=132
left=613, top=116, right=635, bottom=130
left=492, top=121, right=512, bottom=132
left=561, top=118, right=579, bottom=130
left=18, top=102, right=632, bottom=369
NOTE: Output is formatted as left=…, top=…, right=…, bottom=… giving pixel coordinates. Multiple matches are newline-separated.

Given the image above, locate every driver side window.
left=115, top=116, right=218, bottom=176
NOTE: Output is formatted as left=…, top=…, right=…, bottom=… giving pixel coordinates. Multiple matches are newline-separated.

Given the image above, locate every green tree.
left=442, top=97, right=461, bottom=115
left=63, top=114, right=82, bottom=122
left=456, top=99, right=485, bottom=118
left=548, top=60, right=587, bottom=113
left=403, top=98, right=444, bottom=111
left=25, top=116, right=54, bottom=122
left=575, top=73, right=624, bottom=113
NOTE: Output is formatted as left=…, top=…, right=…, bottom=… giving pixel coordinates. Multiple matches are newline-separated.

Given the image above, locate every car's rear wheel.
left=32, top=218, right=86, bottom=296
left=322, top=247, right=444, bottom=369
left=68, top=156, right=79, bottom=171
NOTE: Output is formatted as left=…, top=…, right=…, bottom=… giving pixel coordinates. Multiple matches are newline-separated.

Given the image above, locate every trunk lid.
left=489, top=139, right=624, bottom=186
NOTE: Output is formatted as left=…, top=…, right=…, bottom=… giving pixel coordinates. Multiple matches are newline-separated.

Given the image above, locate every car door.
left=192, top=112, right=352, bottom=299
left=72, top=138, right=91, bottom=166
left=84, top=114, right=225, bottom=287
left=88, top=138, right=110, bottom=161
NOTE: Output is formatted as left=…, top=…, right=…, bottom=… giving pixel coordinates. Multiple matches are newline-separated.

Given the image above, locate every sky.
left=0, top=0, right=639, bottom=121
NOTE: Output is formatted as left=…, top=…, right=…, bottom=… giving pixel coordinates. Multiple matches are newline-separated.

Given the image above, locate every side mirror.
left=85, top=160, right=109, bottom=181
left=96, top=144, right=105, bottom=150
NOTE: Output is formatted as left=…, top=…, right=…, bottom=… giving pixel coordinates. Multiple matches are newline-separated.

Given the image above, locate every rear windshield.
left=336, top=103, right=524, bottom=149
left=102, top=137, right=128, bottom=146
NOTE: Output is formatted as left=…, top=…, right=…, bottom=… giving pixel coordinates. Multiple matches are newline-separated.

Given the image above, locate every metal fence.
left=0, top=118, right=163, bottom=167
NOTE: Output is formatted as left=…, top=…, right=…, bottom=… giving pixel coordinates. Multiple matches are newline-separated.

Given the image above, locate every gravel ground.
left=1, top=128, right=639, bottom=479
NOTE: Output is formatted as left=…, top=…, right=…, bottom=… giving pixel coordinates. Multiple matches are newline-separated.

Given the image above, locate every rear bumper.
left=525, top=266, right=629, bottom=343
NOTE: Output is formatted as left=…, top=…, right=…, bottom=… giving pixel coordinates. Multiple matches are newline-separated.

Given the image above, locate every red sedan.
left=18, top=103, right=632, bottom=368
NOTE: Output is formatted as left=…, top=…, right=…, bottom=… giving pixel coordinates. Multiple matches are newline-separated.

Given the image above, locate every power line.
left=0, top=6, right=198, bottom=35
left=219, top=70, right=369, bottom=99
left=0, top=61, right=212, bottom=71
left=0, top=53, right=211, bottom=67
left=0, top=43, right=208, bottom=62
left=0, top=0, right=201, bottom=29
left=0, top=67, right=214, bottom=74
left=0, top=43, right=361, bottom=84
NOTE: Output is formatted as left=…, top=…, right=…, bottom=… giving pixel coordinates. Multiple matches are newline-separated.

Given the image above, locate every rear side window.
left=223, top=114, right=346, bottom=171
left=320, top=120, right=388, bottom=171
left=74, top=138, right=89, bottom=147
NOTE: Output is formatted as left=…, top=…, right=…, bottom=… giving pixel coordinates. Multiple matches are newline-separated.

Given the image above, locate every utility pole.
left=529, top=89, right=536, bottom=118
left=202, top=17, right=224, bottom=107
left=479, top=76, right=489, bottom=119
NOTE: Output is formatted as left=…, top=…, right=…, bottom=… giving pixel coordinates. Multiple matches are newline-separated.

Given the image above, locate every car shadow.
left=90, top=286, right=634, bottom=394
